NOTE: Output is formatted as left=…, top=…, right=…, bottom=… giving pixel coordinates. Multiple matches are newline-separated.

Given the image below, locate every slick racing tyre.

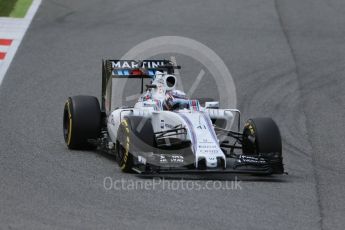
left=63, top=95, right=101, bottom=149
left=242, top=117, right=282, bottom=155
left=116, top=118, right=135, bottom=173
left=242, top=117, right=283, bottom=173
left=116, top=116, right=155, bottom=172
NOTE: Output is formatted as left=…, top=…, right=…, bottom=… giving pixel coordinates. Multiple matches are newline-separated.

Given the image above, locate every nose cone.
left=206, top=157, right=218, bottom=168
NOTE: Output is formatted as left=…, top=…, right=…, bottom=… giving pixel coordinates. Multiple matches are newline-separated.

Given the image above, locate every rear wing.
left=101, top=60, right=181, bottom=114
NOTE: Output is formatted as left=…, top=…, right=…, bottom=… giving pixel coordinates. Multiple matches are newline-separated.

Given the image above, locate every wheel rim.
left=243, top=122, right=257, bottom=154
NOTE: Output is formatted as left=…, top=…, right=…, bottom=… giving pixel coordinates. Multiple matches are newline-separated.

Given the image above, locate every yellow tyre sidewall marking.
left=245, top=122, right=255, bottom=135
left=120, top=120, right=130, bottom=170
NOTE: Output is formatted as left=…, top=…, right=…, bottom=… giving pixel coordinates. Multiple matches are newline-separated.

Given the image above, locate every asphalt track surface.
left=1, top=0, right=345, bottom=229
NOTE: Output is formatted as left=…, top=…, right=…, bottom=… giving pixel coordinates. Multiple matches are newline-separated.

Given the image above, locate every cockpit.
left=137, top=72, right=200, bottom=112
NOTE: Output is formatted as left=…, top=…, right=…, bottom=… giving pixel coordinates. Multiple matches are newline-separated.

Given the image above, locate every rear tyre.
left=63, top=95, right=101, bottom=149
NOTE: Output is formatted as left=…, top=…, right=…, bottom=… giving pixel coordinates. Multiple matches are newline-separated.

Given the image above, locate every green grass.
left=10, top=0, right=33, bottom=18
left=0, top=0, right=33, bottom=18
left=0, top=0, right=17, bottom=17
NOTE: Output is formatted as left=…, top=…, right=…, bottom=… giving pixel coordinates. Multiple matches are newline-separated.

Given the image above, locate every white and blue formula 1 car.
left=63, top=60, right=284, bottom=175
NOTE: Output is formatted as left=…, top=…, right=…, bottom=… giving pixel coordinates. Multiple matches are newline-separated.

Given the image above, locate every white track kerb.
left=0, top=0, right=42, bottom=86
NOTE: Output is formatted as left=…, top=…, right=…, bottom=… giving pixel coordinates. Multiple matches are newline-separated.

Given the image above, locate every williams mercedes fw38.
left=63, top=60, right=284, bottom=175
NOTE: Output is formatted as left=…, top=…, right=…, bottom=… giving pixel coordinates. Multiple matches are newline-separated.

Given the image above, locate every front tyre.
left=116, top=118, right=134, bottom=172
left=242, top=117, right=282, bottom=155
left=63, top=95, right=101, bottom=149
left=242, top=117, right=283, bottom=173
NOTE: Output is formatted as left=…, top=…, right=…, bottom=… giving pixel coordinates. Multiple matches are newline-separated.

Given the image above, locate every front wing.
left=131, top=153, right=284, bottom=176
